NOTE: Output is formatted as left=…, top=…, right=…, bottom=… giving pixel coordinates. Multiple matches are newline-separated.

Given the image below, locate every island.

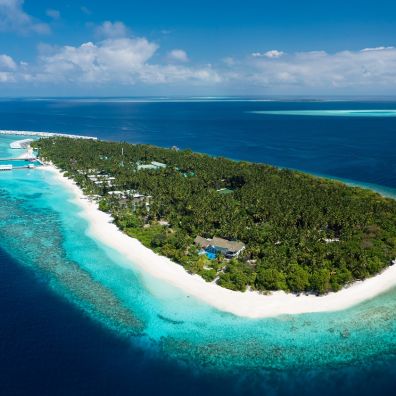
left=33, top=137, right=396, bottom=296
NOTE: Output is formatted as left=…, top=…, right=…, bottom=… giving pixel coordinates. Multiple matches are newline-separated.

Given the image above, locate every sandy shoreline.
left=42, top=165, right=396, bottom=319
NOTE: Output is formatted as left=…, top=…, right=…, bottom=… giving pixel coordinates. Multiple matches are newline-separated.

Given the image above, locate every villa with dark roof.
left=194, top=236, right=245, bottom=259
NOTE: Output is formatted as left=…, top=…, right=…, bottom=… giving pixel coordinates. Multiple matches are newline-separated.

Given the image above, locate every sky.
left=0, top=0, right=396, bottom=96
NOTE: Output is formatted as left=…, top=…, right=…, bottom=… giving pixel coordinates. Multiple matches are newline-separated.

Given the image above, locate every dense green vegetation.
left=34, top=137, right=396, bottom=295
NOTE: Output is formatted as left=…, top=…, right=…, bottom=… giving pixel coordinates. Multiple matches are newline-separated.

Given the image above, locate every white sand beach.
left=17, top=146, right=35, bottom=159
left=43, top=165, right=396, bottom=319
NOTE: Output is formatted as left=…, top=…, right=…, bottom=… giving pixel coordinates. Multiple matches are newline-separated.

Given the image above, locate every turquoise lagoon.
left=1, top=134, right=396, bottom=393
left=1, top=135, right=396, bottom=364
left=251, top=109, right=396, bottom=117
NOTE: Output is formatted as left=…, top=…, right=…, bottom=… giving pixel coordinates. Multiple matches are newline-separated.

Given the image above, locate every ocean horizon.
left=1, top=98, right=396, bottom=395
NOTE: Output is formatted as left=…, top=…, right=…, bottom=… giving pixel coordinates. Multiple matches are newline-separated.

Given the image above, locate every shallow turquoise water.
left=251, top=110, right=396, bottom=117
left=1, top=135, right=396, bottom=376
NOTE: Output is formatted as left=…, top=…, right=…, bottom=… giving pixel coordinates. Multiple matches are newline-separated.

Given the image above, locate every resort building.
left=87, top=173, right=116, bottom=187
left=112, top=190, right=152, bottom=212
left=94, top=180, right=113, bottom=187
left=107, top=191, right=124, bottom=197
left=151, top=161, right=167, bottom=168
left=194, top=236, right=246, bottom=259
left=137, top=161, right=167, bottom=171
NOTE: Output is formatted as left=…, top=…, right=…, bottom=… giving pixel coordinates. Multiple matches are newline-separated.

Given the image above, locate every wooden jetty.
left=0, top=164, right=37, bottom=171
left=0, top=158, right=36, bottom=161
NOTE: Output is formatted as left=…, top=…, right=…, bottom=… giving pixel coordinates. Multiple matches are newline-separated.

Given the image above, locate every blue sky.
left=0, top=0, right=396, bottom=96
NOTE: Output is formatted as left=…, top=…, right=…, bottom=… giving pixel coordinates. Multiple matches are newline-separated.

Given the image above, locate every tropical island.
left=33, top=137, right=396, bottom=296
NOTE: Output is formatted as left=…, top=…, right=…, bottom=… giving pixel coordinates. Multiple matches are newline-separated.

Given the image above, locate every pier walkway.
left=14, top=165, right=37, bottom=170
left=0, top=165, right=37, bottom=171
left=0, top=158, right=36, bottom=161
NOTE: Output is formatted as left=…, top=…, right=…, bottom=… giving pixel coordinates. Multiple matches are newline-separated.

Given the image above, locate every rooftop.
left=137, top=161, right=167, bottom=170
left=194, top=236, right=245, bottom=254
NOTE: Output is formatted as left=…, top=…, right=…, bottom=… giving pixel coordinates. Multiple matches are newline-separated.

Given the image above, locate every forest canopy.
left=33, top=137, right=396, bottom=295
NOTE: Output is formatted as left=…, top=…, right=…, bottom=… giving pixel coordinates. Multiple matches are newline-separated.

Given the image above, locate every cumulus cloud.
left=38, top=38, right=157, bottom=84
left=0, top=72, right=13, bottom=82
left=0, top=0, right=50, bottom=34
left=29, top=37, right=220, bottom=86
left=0, top=53, right=16, bottom=82
left=167, top=49, right=189, bottom=62
left=252, top=50, right=284, bottom=58
left=0, top=54, right=16, bottom=69
left=360, top=46, right=394, bottom=52
left=138, top=64, right=221, bottom=84
left=247, top=47, right=396, bottom=89
left=264, top=50, right=284, bottom=58
left=3, top=35, right=396, bottom=93
left=95, top=21, right=129, bottom=39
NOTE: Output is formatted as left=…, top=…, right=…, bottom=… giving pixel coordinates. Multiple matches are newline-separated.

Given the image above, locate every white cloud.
left=0, top=72, right=14, bottom=82
left=360, top=46, right=394, bottom=52
left=46, top=9, right=60, bottom=20
left=139, top=64, right=221, bottom=84
left=0, top=54, right=16, bottom=69
left=30, top=37, right=220, bottom=86
left=264, top=50, right=284, bottom=58
left=95, top=21, right=129, bottom=39
left=38, top=38, right=157, bottom=84
left=167, top=49, right=189, bottom=62
left=0, top=0, right=50, bottom=34
left=251, top=50, right=284, bottom=59
left=247, top=47, right=396, bottom=89
left=3, top=34, right=396, bottom=94
left=0, top=53, right=16, bottom=82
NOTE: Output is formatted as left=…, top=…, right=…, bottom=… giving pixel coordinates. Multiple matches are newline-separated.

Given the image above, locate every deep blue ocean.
left=1, top=98, right=396, bottom=395
left=0, top=98, right=395, bottom=188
